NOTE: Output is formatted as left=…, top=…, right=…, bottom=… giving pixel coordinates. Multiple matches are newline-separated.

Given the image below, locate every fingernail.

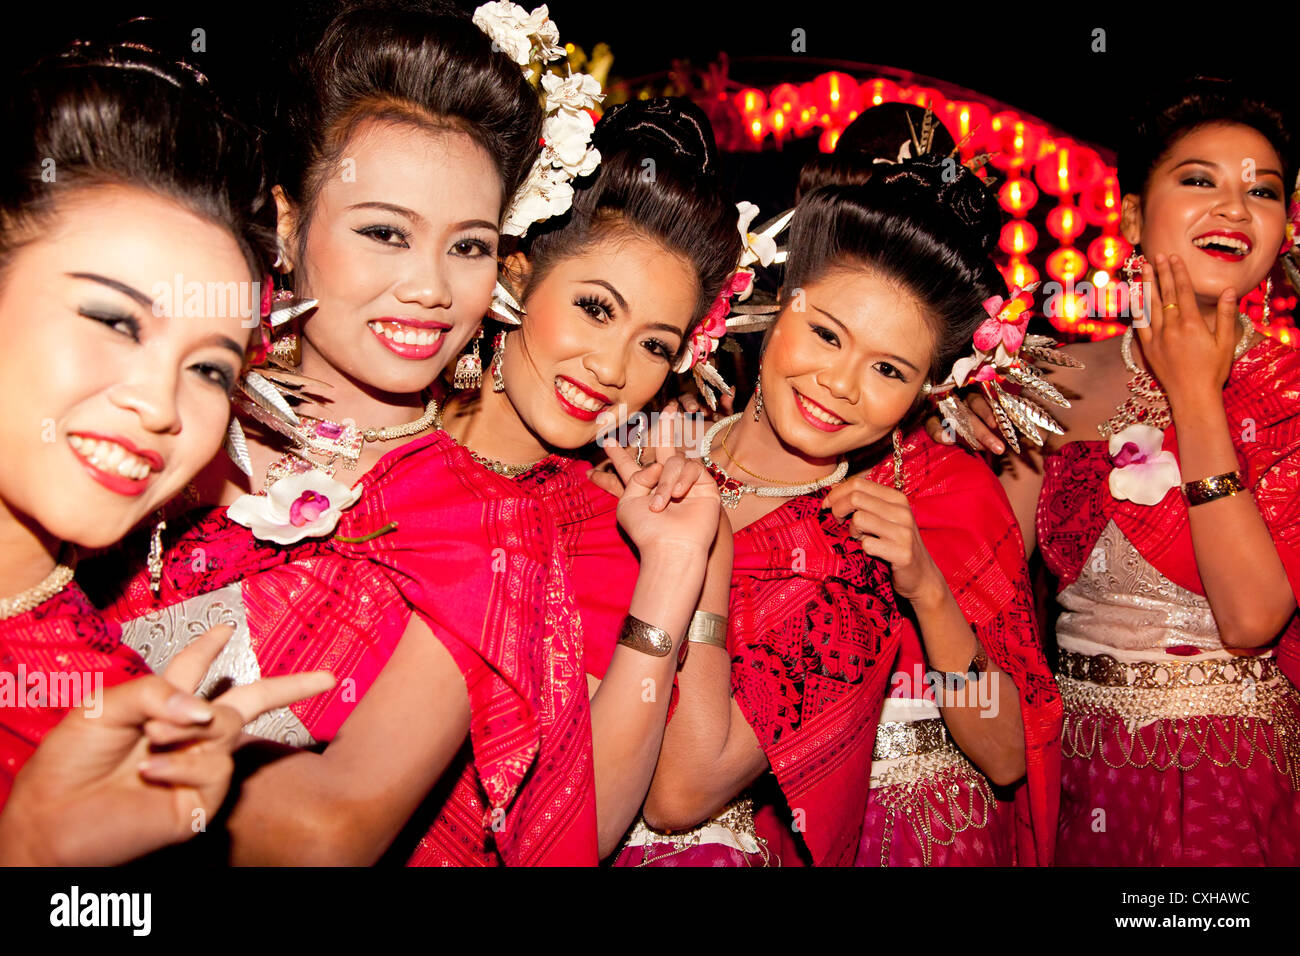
left=138, top=757, right=168, bottom=775
left=653, top=495, right=665, bottom=510
left=165, top=693, right=213, bottom=724
left=993, top=441, right=1005, bottom=453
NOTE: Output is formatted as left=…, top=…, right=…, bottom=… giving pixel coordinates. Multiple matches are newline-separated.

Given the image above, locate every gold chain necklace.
left=719, top=419, right=819, bottom=485
left=0, top=548, right=76, bottom=620
left=432, top=406, right=547, bottom=478
left=1098, top=314, right=1253, bottom=439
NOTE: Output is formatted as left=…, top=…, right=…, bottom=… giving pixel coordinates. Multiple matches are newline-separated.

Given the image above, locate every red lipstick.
left=793, top=389, right=849, bottom=433
left=367, top=318, right=453, bottom=361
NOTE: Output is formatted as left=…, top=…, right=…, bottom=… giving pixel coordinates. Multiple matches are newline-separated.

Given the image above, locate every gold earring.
left=454, top=328, right=484, bottom=390
left=490, top=331, right=508, bottom=393
left=148, top=513, right=166, bottom=596
left=752, top=367, right=764, bottom=421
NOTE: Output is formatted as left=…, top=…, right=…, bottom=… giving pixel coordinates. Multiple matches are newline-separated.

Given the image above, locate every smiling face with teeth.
left=284, top=119, right=502, bottom=399
left=754, top=269, right=934, bottom=467
left=479, top=233, right=698, bottom=456
left=1122, top=123, right=1287, bottom=311
left=0, top=185, right=253, bottom=551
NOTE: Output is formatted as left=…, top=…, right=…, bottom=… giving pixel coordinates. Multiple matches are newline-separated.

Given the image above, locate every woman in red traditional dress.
left=943, top=77, right=1300, bottom=865
left=91, top=7, right=722, bottom=866
left=613, top=154, right=1055, bottom=866
left=432, top=97, right=746, bottom=858
left=0, top=39, right=330, bottom=864
left=822, top=106, right=1060, bottom=868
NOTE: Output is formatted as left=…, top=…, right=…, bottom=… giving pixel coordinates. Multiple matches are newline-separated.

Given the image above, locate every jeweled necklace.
left=0, top=547, right=75, bottom=620
left=432, top=406, right=547, bottom=478
left=265, top=394, right=441, bottom=487
left=1099, top=313, right=1254, bottom=439
left=701, top=414, right=848, bottom=510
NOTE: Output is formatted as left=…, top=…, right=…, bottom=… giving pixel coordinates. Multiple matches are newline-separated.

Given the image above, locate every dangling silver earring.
left=922, top=381, right=933, bottom=396
left=1262, top=275, right=1274, bottom=326
left=454, top=328, right=484, bottom=390
left=148, top=513, right=166, bottom=597
left=490, top=331, right=508, bottom=393
left=752, top=367, right=764, bottom=421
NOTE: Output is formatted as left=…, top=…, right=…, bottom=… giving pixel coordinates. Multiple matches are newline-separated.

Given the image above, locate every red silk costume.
left=855, top=429, right=1061, bottom=866
left=1038, top=336, right=1300, bottom=865
left=91, top=432, right=599, bottom=865
left=0, top=584, right=148, bottom=806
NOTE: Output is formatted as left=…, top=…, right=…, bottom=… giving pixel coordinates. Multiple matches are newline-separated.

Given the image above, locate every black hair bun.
left=836, top=102, right=958, bottom=164
left=595, top=97, right=720, bottom=177
left=868, top=157, right=1002, bottom=259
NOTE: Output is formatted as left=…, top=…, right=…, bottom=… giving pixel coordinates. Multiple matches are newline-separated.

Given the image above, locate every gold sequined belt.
left=1058, top=649, right=1277, bottom=690
left=873, top=717, right=949, bottom=761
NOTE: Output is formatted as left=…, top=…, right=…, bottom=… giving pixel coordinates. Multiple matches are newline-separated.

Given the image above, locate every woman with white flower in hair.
left=87, top=2, right=694, bottom=866
left=435, top=95, right=747, bottom=858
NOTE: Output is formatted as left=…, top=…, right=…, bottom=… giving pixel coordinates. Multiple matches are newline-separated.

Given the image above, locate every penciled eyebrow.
left=205, top=334, right=247, bottom=358
left=67, top=272, right=155, bottom=310
left=1172, top=158, right=1284, bottom=180
left=812, top=303, right=922, bottom=374
left=347, top=201, right=425, bottom=224
left=579, top=279, right=629, bottom=314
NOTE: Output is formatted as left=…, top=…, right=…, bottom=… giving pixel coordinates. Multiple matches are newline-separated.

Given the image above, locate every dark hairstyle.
left=276, top=1, right=544, bottom=254
left=798, top=102, right=959, bottom=199
left=519, top=97, right=744, bottom=340
left=1118, top=76, right=1296, bottom=199
left=0, top=40, right=276, bottom=280
left=783, top=158, right=1005, bottom=383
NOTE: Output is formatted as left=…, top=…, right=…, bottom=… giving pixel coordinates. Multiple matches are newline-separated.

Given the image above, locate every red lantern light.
left=818, top=127, right=842, bottom=153
left=768, top=108, right=789, bottom=140
left=859, top=78, right=899, bottom=107
left=1035, top=140, right=1103, bottom=197
left=999, top=220, right=1039, bottom=256
left=989, top=112, right=1043, bottom=172
left=748, top=116, right=766, bottom=144
left=1087, top=234, right=1131, bottom=271
left=1046, top=246, right=1088, bottom=283
left=735, top=88, right=767, bottom=118
left=1001, top=257, right=1040, bottom=291
left=813, top=72, right=860, bottom=125
left=1046, top=202, right=1086, bottom=242
left=940, top=100, right=992, bottom=154
left=770, top=83, right=801, bottom=114
left=998, top=177, right=1040, bottom=215
left=1080, top=174, right=1123, bottom=227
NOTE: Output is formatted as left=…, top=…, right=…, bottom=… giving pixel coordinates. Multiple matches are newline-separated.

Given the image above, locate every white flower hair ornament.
left=928, top=282, right=1083, bottom=454
left=473, top=3, right=603, bottom=328
left=472, top=1, right=563, bottom=67
left=472, top=2, right=604, bottom=243
left=677, top=203, right=792, bottom=410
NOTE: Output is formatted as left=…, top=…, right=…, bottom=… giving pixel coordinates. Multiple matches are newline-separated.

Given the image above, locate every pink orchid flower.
left=1107, top=424, right=1181, bottom=506
left=678, top=270, right=753, bottom=372
left=228, top=470, right=362, bottom=545
left=973, top=286, right=1034, bottom=353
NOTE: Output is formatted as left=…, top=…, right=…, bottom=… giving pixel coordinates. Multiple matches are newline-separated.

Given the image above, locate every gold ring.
left=1162, top=303, right=1179, bottom=311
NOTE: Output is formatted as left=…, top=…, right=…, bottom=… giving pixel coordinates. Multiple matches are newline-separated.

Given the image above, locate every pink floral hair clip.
left=930, top=281, right=1084, bottom=453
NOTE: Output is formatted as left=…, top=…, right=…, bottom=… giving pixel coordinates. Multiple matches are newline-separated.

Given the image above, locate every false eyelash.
left=355, top=224, right=411, bottom=245
left=575, top=294, right=614, bottom=321
left=193, top=362, right=235, bottom=391
left=80, top=308, right=141, bottom=341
